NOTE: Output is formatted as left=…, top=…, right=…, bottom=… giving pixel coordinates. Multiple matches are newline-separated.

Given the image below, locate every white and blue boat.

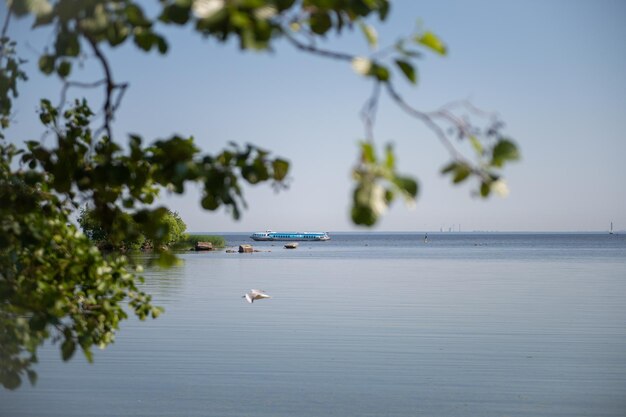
left=250, top=230, right=330, bottom=241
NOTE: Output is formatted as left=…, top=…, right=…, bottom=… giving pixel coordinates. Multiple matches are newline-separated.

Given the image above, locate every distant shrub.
left=78, top=207, right=187, bottom=251
left=174, top=234, right=226, bottom=249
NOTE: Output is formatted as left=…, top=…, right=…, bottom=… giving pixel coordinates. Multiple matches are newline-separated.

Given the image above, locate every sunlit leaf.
left=360, top=141, right=376, bottom=163
left=358, top=21, right=378, bottom=49
left=469, top=135, right=483, bottom=155
left=415, top=31, right=447, bottom=55
left=384, top=144, right=395, bottom=169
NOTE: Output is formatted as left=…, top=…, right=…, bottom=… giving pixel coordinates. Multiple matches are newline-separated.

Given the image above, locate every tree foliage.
left=0, top=0, right=519, bottom=389
left=0, top=139, right=160, bottom=390
left=78, top=206, right=187, bottom=250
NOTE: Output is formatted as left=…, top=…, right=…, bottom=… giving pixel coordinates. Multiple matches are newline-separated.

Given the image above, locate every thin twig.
left=84, top=35, right=115, bottom=139
left=111, top=82, right=129, bottom=115
left=384, top=81, right=465, bottom=161
left=1, top=5, right=12, bottom=40
left=360, top=81, right=380, bottom=141
left=58, top=79, right=108, bottom=111
left=282, top=29, right=354, bottom=62
left=438, top=99, right=499, bottom=119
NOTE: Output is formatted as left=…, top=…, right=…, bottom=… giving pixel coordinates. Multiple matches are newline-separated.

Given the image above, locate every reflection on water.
left=129, top=253, right=186, bottom=303
left=1, top=234, right=626, bottom=416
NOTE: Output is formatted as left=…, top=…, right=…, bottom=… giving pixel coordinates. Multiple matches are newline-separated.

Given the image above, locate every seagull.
left=242, top=289, right=271, bottom=303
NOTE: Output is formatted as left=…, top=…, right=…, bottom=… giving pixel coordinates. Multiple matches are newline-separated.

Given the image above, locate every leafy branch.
left=278, top=17, right=519, bottom=224
left=0, top=0, right=520, bottom=389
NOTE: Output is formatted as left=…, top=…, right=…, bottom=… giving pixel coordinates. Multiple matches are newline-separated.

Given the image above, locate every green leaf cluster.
left=441, top=135, right=520, bottom=197
left=23, top=1, right=172, bottom=80
left=0, top=140, right=158, bottom=390
left=350, top=20, right=447, bottom=86
left=171, top=234, right=225, bottom=250
left=1, top=97, right=289, bottom=389
left=351, top=142, right=418, bottom=226
left=0, top=0, right=521, bottom=390
left=78, top=207, right=187, bottom=251
left=0, top=36, right=28, bottom=133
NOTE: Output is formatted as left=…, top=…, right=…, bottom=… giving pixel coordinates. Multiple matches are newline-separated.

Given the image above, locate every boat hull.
left=250, top=231, right=330, bottom=241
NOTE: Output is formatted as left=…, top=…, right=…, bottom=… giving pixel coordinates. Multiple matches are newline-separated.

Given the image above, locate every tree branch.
left=384, top=81, right=465, bottom=161
left=58, top=79, right=107, bottom=110
left=83, top=35, right=117, bottom=140
left=281, top=29, right=355, bottom=62
left=360, top=81, right=381, bottom=141
left=1, top=4, right=12, bottom=40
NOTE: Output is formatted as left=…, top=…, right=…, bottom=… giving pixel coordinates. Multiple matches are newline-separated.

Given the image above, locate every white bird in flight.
left=243, top=289, right=271, bottom=303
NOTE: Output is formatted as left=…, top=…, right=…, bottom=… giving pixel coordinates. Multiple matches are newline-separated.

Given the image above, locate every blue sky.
left=5, top=0, right=626, bottom=232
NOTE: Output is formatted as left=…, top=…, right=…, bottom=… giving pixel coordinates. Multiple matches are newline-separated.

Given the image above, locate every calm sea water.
left=2, top=233, right=626, bottom=416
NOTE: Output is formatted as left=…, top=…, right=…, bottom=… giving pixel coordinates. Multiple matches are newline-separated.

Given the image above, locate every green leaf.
left=201, top=194, right=219, bottom=210
left=56, top=61, right=71, bottom=78
left=38, top=55, right=56, bottom=75
left=55, top=31, right=80, bottom=57
left=134, top=30, right=157, bottom=52
left=469, top=135, right=483, bottom=155
left=384, top=144, right=395, bottom=169
left=415, top=31, right=447, bottom=55
left=491, top=139, right=519, bottom=167
left=106, top=22, right=129, bottom=47
left=61, top=338, right=76, bottom=361
left=371, top=64, right=390, bottom=82
left=156, top=36, right=169, bottom=54
left=480, top=181, right=491, bottom=197
left=358, top=21, right=378, bottom=49
left=272, top=159, right=289, bottom=181
left=351, top=204, right=377, bottom=226
left=310, top=12, right=332, bottom=35
left=441, top=161, right=472, bottom=184
left=394, top=175, right=418, bottom=198
left=12, top=0, right=52, bottom=17
left=1, top=371, right=21, bottom=390
left=452, top=164, right=471, bottom=183
left=125, top=4, right=152, bottom=27
left=360, top=142, right=376, bottom=163
left=26, top=370, right=38, bottom=386
left=151, top=306, right=164, bottom=318
left=377, top=1, right=390, bottom=20
left=33, top=8, right=54, bottom=27
left=160, top=4, right=190, bottom=25
left=394, top=59, right=417, bottom=84
left=83, top=348, right=94, bottom=363
left=441, top=162, right=458, bottom=174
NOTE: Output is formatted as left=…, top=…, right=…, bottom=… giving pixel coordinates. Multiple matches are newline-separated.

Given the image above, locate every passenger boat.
left=250, top=230, right=330, bottom=241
